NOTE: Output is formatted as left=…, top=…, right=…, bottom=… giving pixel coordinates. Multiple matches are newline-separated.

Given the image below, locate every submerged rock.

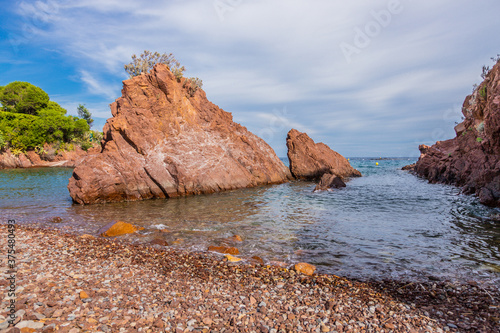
left=294, top=262, right=316, bottom=276
left=208, top=246, right=239, bottom=255
left=415, top=61, right=500, bottom=207
left=68, top=64, right=291, bottom=204
left=98, top=221, right=144, bottom=237
left=224, top=254, right=242, bottom=262
left=150, top=238, right=169, bottom=246
left=402, top=163, right=416, bottom=171
left=286, top=129, right=361, bottom=188
left=314, top=173, right=346, bottom=191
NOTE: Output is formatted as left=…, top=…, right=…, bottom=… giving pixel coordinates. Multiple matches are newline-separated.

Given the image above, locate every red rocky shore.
left=0, top=145, right=99, bottom=169
left=413, top=61, right=500, bottom=207
left=0, top=226, right=498, bottom=333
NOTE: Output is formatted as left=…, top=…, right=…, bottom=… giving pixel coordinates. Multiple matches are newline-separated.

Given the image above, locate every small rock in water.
left=314, top=173, right=346, bottom=191
left=208, top=246, right=239, bottom=255
left=172, top=238, right=184, bottom=245
left=225, top=254, right=242, bottom=262
left=51, top=217, right=63, bottom=223
left=270, top=261, right=288, bottom=268
left=250, top=256, right=264, bottom=265
left=98, top=220, right=144, bottom=237
left=150, top=238, right=168, bottom=246
left=294, top=262, right=316, bottom=276
left=230, top=235, right=243, bottom=242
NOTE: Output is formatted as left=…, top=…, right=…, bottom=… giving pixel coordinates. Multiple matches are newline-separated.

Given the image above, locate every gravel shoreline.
left=0, top=226, right=498, bottom=332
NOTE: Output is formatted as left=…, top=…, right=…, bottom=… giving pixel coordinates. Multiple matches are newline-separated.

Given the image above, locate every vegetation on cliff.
left=124, top=50, right=203, bottom=96
left=0, top=81, right=100, bottom=153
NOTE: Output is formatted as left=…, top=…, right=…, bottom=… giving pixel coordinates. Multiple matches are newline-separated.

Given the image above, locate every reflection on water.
left=0, top=159, right=499, bottom=285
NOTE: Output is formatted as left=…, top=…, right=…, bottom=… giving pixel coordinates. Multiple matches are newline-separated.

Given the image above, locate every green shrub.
left=80, top=141, right=93, bottom=151
left=479, top=86, right=487, bottom=99
left=0, top=130, right=6, bottom=150
left=10, top=148, right=23, bottom=156
left=34, top=145, right=45, bottom=154
left=184, top=77, right=203, bottom=96
left=0, top=109, right=89, bottom=151
left=172, top=65, right=186, bottom=81
left=476, top=137, right=483, bottom=143
left=124, top=50, right=186, bottom=78
left=0, top=81, right=49, bottom=115
left=90, top=130, right=103, bottom=142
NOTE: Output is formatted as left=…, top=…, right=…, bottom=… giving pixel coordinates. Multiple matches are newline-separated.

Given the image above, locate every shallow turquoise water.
left=1, top=158, right=499, bottom=284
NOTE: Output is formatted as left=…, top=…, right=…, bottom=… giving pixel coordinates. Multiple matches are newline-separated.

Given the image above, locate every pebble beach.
left=0, top=225, right=498, bottom=333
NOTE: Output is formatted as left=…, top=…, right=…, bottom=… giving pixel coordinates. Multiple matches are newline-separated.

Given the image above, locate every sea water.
left=1, top=158, right=499, bottom=284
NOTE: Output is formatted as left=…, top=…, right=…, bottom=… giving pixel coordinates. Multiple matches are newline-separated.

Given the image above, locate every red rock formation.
left=286, top=129, right=361, bottom=180
left=415, top=62, right=500, bottom=207
left=68, top=64, right=292, bottom=204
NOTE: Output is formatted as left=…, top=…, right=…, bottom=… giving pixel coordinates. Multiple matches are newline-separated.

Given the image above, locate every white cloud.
left=79, top=70, right=120, bottom=100
left=8, top=0, right=500, bottom=155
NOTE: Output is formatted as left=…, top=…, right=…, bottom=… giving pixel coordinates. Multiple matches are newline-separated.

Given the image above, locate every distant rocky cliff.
left=414, top=61, right=500, bottom=207
left=68, top=64, right=292, bottom=204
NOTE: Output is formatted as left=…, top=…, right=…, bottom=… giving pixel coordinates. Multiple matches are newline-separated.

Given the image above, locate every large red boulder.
left=415, top=62, right=500, bottom=207
left=286, top=129, right=361, bottom=180
left=68, top=64, right=292, bottom=204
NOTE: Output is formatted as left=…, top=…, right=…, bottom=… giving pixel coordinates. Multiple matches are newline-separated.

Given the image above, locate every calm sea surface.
left=1, top=158, right=499, bottom=285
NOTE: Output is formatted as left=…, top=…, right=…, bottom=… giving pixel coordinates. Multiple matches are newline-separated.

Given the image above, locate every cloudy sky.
left=1, top=0, right=499, bottom=157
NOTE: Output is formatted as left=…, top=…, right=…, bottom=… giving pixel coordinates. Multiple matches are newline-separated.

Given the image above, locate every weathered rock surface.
left=286, top=129, right=361, bottom=181
left=68, top=64, right=291, bottom=204
left=415, top=62, right=500, bottom=207
left=314, top=173, right=346, bottom=191
left=0, top=144, right=98, bottom=169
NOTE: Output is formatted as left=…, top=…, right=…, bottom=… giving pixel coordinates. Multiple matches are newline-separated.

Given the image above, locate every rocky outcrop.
left=415, top=62, right=500, bottom=207
left=401, top=163, right=416, bottom=171
left=0, top=144, right=98, bottom=169
left=68, top=64, right=292, bottom=204
left=314, top=173, right=346, bottom=191
left=286, top=129, right=361, bottom=181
